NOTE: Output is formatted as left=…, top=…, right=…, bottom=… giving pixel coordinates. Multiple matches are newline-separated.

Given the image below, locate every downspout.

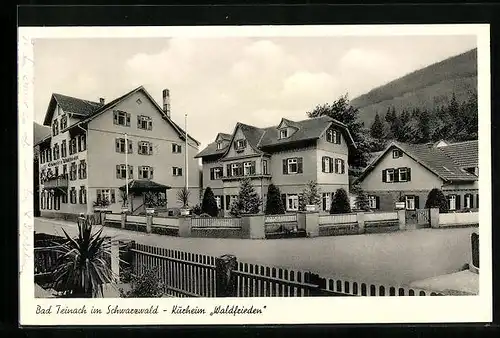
left=260, top=153, right=264, bottom=213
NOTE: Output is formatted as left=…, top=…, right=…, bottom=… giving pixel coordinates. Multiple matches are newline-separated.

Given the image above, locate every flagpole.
left=184, top=114, right=189, bottom=198
left=125, top=133, right=129, bottom=207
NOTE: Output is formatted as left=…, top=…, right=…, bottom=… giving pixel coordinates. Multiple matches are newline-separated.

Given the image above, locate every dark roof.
left=355, top=140, right=478, bottom=184
left=217, top=133, right=232, bottom=140
left=438, top=140, right=478, bottom=168
left=33, top=122, right=51, bottom=144
left=195, top=115, right=355, bottom=158
left=119, top=179, right=171, bottom=192
left=43, top=93, right=104, bottom=125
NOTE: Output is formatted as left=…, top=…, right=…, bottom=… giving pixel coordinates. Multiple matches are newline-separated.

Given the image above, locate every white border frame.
left=18, top=24, right=492, bottom=326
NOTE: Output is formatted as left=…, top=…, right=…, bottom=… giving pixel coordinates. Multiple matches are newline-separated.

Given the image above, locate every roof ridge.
left=443, top=139, right=478, bottom=146
left=53, top=92, right=102, bottom=105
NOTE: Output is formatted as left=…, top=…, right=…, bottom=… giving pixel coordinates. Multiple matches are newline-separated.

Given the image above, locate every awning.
left=119, top=179, right=171, bottom=193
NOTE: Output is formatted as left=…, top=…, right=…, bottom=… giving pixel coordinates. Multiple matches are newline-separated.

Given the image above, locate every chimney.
left=99, top=98, right=105, bottom=104
left=162, top=89, right=171, bottom=118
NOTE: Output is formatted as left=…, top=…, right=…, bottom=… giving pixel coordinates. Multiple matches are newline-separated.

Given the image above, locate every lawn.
left=35, top=218, right=476, bottom=286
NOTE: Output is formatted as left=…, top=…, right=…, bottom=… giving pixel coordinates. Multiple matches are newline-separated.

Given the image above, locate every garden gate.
left=405, top=208, right=430, bottom=227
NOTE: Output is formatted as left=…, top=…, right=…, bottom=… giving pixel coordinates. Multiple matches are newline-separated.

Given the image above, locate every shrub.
left=230, top=177, right=261, bottom=216
left=120, top=266, right=164, bottom=298
left=265, top=184, right=285, bottom=215
left=201, top=187, right=219, bottom=217
left=330, top=188, right=351, bottom=214
left=191, top=204, right=203, bottom=216
left=425, top=188, right=449, bottom=213
left=298, top=181, right=321, bottom=211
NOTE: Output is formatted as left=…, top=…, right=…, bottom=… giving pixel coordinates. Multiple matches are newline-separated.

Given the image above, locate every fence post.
left=397, top=209, right=406, bottom=230
left=305, top=211, right=319, bottom=237
left=121, top=212, right=127, bottom=229
left=304, top=272, right=327, bottom=296
left=429, top=208, right=440, bottom=228
left=215, top=254, right=238, bottom=297
left=110, top=239, right=120, bottom=283
left=146, top=214, right=153, bottom=233
left=178, top=216, right=192, bottom=237
left=357, top=212, right=365, bottom=234
left=119, top=240, right=135, bottom=283
left=246, top=214, right=265, bottom=239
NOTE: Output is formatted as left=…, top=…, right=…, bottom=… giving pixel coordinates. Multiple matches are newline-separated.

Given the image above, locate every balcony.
left=43, top=175, right=69, bottom=189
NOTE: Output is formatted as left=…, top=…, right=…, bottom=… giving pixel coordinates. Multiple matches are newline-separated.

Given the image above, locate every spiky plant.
left=50, top=215, right=116, bottom=298
left=176, top=187, right=191, bottom=208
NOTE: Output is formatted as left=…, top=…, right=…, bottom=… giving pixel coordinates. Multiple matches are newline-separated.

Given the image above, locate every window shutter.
left=469, top=194, right=474, bottom=208
left=283, top=159, right=288, bottom=174
left=227, top=165, right=231, bottom=177
left=210, top=169, right=214, bottom=180
left=251, top=161, right=256, bottom=175
left=220, top=195, right=225, bottom=210
left=225, top=195, right=231, bottom=210
left=415, top=196, right=420, bottom=209
left=476, top=194, right=479, bottom=208
left=126, top=113, right=131, bottom=126
left=128, top=141, right=133, bottom=153
left=336, top=131, right=341, bottom=144
left=281, top=194, right=287, bottom=210
left=456, top=195, right=461, bottom=210
left=179, top=168, right=182, bottom=176
left=376, top=196, right=380, bottom=209
left=111, top=189, right=116, bottom=203
left=150, top=167, right=154, bottom=179
left=137, top=116, right=141, bottom=128
left=243, top=140, right=247, bottom=148
left=233, top=142, right=237, bottom=150
left=113, top=111, right=118, bottom=124
left=148, top=120, right=153, bottom=130
left=129, top=165, right=133, bottom=178
left=341, top=159, right=345, bottom=174
left=149, top=144, right=153, bottom=155
left=382, top=169, right=386, bottom=182
left=97, top=189, right=101, bottom=201
left=321, top=157, right=326, bottom=172
left=334, top=159, right=339, bottom=174
left=297, top=157, right=303, bottom=173
left=393, top=168, right=400, bottom=183
left=407, top=168, right=411, bottom=181
left=116, top=165, right=120, bottom=178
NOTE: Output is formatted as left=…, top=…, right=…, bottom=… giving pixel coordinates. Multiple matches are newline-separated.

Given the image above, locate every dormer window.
left=216, top=141, right=223, bottom=150
left=235, top=139, right=246, bottom=151
left=326, top=128, right=341, bottom=144
left=279, top=129, right=288, bottom=139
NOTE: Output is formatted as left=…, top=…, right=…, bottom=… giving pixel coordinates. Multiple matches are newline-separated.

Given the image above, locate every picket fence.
left=191, top=217, right=242, bottom=228
left=439, top=212, right=479, bottom=227
left=129, top=243, right=443, bottom=297
left=265, top=214, right=298, bottom=223
left=365, top=212, right=398, bottom=222
left=319, top=213, right=357, bottom=226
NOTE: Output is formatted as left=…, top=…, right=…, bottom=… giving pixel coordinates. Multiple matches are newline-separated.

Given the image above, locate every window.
left=448, top=195, right=457, bottom=211
left=231, top=163, right=241, bottom=177
left=235, top=139, right=246, bottom=150
left=79, top=186, right=87, bottom=204
left=326, top=128, right=341, bottom=144
left=287, top=194, right=299, bottom=211
left=115, top=138, right=133, bottom=153
left=215, top=196, right=222, bottom=209
left=172, top=167, right=183, bottom=176
left=322, top=193, right=331, bottom=211
left=70, top=187, right=77, bottom=204
left=54, top=166, right=59, bottom=177
left=52, top=119, right=59, bottom=136
left=78, top=134, right=86, bottom=152
left=405, top=195, right=416, bottom=210
left=139, top=166, right=154, bottom=179
left=392, top=149, right=403, bottom=159
left=243, top=161, right=255, bottom=176
left=385, top=169, right=395, bottom=183
left=335, top=158, right=345, bottom=174
left=262, top=160, right=268, bottom=175
left=137, top=115, right=153, bottom=130
left=279, top=129, right=288, bottom=139
left=61, top=189, right=67, bottom=203
left=60, top=115, right=68, bottom=130
left=216, top=141, right=223, bottom=150
left=40, top=191, right=45, bottom=209
left=136, top=98, right=142, bottom=105
left=47, top=191, right=53, bottom=209
left=464, top=194, right=473, bottom=209
left=322, top=156, right=333, bottom=173
left=61, top=140, right=67, bottom=158
left=210, top=167, right=223, bottom=180
left=116, top=164, right=133, bottom=179
left=368, top=196, right=377, bottom=209
left=283, top=157, right=303, bottom=174
left=40, top=169, right=45, bottom=183
left=69, top=138, right=77, bottom=155
left=62, top=164, right=67, bottom=177
left=53, top=144, right=59, bottom=160
left=47, top=148, right=52, bottom=162
left=70, top=162, right=77, bottom=181
left=78, top=160, right=87, bottom=179
left=40, top=150, right=46, bottom=164
left=97, top=189, right=115, bottom=204
left=398, top=168, right=408, bottom=182
left=172, top=144, right=182, bottom=153
left=139, top=141, right=153, bottom=155
left=113, top=110, right=131, bottom=126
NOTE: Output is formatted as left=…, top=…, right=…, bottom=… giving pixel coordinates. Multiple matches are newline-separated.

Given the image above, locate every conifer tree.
left=330, top=188, right=351, bottom=214
left=201, top=187, right=219, bottom=217
left=370, top=112, right=385, bottom=139
left=298, top=181, right=321, bottom=211
left=230, top=177, right=262, bottom=216
left=265, top=184, right=285, bottom=215
left=425, top=188, right=449, bottom=213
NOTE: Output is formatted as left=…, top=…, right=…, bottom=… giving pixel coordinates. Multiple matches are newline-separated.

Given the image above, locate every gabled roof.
left=119, top=179, right=171, bottom=192
left=39, top=86, right=199, bottom=146
left=216, top=133, right=232, bottom=141
left=438, top=140, right=478, bottom=168
left=354, top=140, right=478, bottom=184
left=195, top=115, right=356, bottom=159
left=43, top=93, right=104, bottom=125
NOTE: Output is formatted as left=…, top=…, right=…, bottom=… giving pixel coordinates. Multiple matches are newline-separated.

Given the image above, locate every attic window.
left=326, top=128, right=341, bottom=144
left=279, top=129, right=288, bottom=139
left=392, top=149, right=403, bottom=159
left=216, top=141, right=223, bottom=150
left=136, top=98, right=142, bottom=105
left=235, top=139, right=246, bottom=150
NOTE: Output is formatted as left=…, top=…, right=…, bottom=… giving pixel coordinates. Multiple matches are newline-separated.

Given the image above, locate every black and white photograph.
left=19, top=24, right=491, bottom=325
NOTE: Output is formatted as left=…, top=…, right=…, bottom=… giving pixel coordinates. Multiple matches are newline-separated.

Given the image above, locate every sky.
left=34, top=35, right=477, bottom=150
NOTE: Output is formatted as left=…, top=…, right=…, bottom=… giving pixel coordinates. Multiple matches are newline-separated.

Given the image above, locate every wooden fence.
left=265, top=214, right=297, bottom=223
left=319, top=213, right=357, bottom=225
left=191, top=217, right=242, bottom=228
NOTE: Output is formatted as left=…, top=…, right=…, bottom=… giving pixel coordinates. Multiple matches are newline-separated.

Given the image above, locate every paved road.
left=35, top=217, right=476, bottom=286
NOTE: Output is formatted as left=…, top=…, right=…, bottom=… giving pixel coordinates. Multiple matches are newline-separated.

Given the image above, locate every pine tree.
left=298, top=181, right=321, bottom=211
left=201, top=187, right=219, bottom=217
left=425, top=188, right=449, bottom=213
left=330, top=188, right=351, bottom=214
left=230, top=177, right=262, bottom=216
left=351, top=184, right=370, bottom=211
left=417, top=109, right=431, bottom=143
left=370, top=112, right=385, bottom=139
left=265, top=184, right=285, bottom=215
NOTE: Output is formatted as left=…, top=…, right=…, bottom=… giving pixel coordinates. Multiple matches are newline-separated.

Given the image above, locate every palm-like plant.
left=176, top=187, right=191, bottom=208
left=51, top=215, right=116, bottom=298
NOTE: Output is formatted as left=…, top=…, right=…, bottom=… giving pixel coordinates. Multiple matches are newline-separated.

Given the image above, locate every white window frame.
left=139, top=141, right=151, bottom=155
left=216, top=142, right=223, bottom=150
left=213, top=167, right=222, bottom=179
left=464, top=194, right=472, bottom=209
left=101, top=189, right=111, bottom=203
left=287, top=158, right=298, bottom=174
left=392, top=149, right=402, bottom=159
left=236, top=139, right=245, bottom=149
left=279, top=129, right=288, bottom=139
left=322, top=193, right=331, bottom=211
left=324, top=157, right=331, bottom=173
left=243, top=162, right=252, bottom=176
left=138, top=115, right=152, bottom=130
left=398, top=168, right=408, bottom=182
left=172, top=144, right=182, bottom=153
left=262, top=160, right=268, bottom=175
left=386, top=169, right=395, bottom=183
left=231, top=163, right=240, bottom=176
left=287, top=194, right=299, bottom=211
left=116, top=111, right=128, bottom=126
left=405, top=195, right=416, bottom=210
left=140, top=166, right=152, bottom=179
left=335, top=158, right=343, bottom=174
left=448, top=195, right=457, bottom=210
left=368, top=195, right=377, bottom=209
left=173, top=167, right=183, bottom=176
